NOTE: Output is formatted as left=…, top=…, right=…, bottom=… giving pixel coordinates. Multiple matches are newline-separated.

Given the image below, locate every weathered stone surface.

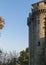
left=27, top=1, right=46, bottom=65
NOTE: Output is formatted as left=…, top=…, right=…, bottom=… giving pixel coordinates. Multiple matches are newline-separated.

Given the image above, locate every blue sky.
left=0, top=0, right=41, bottom=52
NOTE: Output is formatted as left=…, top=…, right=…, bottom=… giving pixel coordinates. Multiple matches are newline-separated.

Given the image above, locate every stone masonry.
left=27, top=0, right=46, bottom=65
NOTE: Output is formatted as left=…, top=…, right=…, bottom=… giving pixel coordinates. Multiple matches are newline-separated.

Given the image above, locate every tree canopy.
left=18, top=48, right=29, bottom=65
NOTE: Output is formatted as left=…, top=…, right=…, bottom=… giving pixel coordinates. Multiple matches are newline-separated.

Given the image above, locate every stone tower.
left=27, top=0, right=46, bottom=65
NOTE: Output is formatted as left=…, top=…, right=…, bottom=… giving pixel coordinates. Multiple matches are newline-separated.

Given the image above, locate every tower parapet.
left=32, top=1, right=46, bottom=14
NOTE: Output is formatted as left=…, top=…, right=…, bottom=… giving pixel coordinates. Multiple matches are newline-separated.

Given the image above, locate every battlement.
left=32, top=1, right=46, bottom=14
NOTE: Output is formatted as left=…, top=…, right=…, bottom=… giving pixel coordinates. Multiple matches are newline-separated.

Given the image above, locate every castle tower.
left=27, top=0, right=46, bottom=65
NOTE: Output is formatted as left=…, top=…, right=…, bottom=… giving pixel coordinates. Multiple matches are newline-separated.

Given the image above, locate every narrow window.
left=38, top=41, right=40, bottom=46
